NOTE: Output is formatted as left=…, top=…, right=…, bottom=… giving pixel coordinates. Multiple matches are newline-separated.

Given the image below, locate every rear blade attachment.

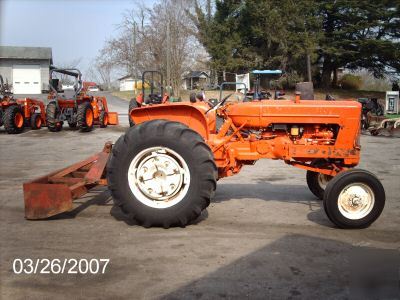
left=23, top=142, right=112, bottom=219
left=369, top=117, right=400, bottom=137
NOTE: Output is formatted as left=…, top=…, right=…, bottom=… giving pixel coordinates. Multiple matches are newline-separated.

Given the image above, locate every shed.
left=119, top=75, right=138, bottom=91
left=182, top=71, right=209, bottom=90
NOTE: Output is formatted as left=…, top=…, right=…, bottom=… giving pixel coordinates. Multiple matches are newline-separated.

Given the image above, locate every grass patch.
left=112, top=91, right=135, bottom=101
left=385, top=114, right=400, bottom=119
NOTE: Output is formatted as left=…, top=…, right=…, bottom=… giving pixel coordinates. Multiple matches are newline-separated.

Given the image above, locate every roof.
left=252, top=70, right=282, bottom=74
left=118, top=74, right=138, bottom=81
left=184, top=71, right=209, bottom=78
left=0, top=46, right=53, bottom=63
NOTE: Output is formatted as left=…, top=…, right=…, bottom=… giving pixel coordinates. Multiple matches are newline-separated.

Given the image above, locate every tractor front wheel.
left=4, top=105, right=24, bottom=134
left=323, top=169, right=385, bottom=229
left=77, top=102, right=94, bottom=132
left=30, top=113, right=42, bottom=130
left=306, top=159, right=333, bottom=200
left=99, top=111, right=108, bottom=128
left=46, top=102, right=62, bottom=132
left=107, top=120, right=217, bottom=228
left=306, top=171, right=333, bottom=200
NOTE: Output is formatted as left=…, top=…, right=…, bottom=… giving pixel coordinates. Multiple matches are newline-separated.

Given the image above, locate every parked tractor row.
left=0, top=68, right=118, bottom=134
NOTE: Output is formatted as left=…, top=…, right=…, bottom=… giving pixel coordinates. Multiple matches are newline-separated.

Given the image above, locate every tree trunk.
left=332, top=67, right=338, bottom=87
left=321, top=59, right=333, bottom=88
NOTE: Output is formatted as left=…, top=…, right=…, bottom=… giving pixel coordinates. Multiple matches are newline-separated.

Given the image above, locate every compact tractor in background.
left=244, top=70, right=286, bottom=100
left=46, top=68, right=118, bottom=132
left=0, top=75, right=46, bottom=134
left=128, top=71, right=170, bottom=127
left=24, top=85, right=386, bottom=230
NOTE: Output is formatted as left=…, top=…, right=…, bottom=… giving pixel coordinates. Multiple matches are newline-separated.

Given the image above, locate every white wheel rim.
left=318, top=174, right=331, bottom=189
left=127, top=147, right=190, bottom=209
left=337, top=183, right=375, bottom=220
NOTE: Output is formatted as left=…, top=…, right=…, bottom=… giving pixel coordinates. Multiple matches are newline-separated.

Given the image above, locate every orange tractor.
left=24, top=91, right=385, bottom=229
left=0, top=75, right=46, bottom=134
left=46, top=68, right=118, bottom=132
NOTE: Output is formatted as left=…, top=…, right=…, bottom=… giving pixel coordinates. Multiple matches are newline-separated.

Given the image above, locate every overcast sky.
left=0, top=0, right=155, bottom=79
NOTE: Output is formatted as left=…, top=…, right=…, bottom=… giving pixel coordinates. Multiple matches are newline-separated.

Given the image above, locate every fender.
left=130, top=102, right=210, bottom=139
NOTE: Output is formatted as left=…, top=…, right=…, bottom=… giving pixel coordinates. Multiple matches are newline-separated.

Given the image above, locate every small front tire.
left=46, top=102, right=62, bottom=132
left=307, top=171, right=333, bottom=200
left=99, top=111, right=108, bottom=128
left=323, top=169, right=385, bottom=229
left=30, top=113, right=42, bottom=130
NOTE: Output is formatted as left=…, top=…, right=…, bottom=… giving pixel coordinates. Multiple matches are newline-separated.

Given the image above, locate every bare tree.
left=98, top=0, right=209, bottom=96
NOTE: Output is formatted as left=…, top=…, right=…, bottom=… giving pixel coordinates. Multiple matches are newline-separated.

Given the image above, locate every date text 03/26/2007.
left=12, top=258, right=110, bottom=275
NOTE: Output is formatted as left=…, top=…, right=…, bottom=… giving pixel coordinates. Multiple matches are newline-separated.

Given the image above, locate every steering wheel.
left=205, top=93, right=233, bottom=114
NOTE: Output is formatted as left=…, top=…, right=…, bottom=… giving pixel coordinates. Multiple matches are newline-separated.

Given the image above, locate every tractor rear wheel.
left=46, top=102, right=62, bottom=132
left=323, top=169, right=385, bottom=229
left=30, top=113, right=42, bottom=130
left=99, top=111, right=108, bottom=128
left=4, top=105, right=24, bottom=134
left=107, top=120, right=217, bottom=228
left=128, top=98, right=139, bottom=127
left=77, top=102, right=94, bottom=132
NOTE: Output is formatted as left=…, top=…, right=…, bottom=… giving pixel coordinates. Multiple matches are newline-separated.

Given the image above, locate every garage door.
left=12, top=65, right=41, bottom=94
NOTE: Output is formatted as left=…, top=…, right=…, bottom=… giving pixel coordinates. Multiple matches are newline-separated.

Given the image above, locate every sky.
left=0, top=0, right=156, bottom=79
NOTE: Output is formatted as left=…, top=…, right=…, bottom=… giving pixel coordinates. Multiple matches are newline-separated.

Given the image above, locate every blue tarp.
left=251, top=70, right=282, bottom=74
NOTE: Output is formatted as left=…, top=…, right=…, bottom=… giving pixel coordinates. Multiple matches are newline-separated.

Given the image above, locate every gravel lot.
left=1, top=93, right=399, bottom=299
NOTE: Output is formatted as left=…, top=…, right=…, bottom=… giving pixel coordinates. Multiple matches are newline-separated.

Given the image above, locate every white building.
left=118, top=75, right=137, bottom=91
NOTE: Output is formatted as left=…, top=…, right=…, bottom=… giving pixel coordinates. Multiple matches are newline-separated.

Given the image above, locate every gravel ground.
left=0, top=93, right=399, bottom=299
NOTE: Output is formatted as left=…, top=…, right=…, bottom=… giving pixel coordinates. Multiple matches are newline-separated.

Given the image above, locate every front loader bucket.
left=23, top=142, right=112, bottom=219
left=107, top=112, right=119, bottom=125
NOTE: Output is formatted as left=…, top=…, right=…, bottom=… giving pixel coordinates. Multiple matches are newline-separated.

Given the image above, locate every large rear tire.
left=4, top=105, right=24, bottom=134
left=323, top=169, right=385, bottom=229
left=46, top=102, right=62, bottom=132
left=128, top=98, right=139, bottom=127
left=77, top=102, right=94, bottom=132
left=107, top=120, right=217, bottom=228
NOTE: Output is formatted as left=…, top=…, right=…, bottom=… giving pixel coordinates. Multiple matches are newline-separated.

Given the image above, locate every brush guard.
left=23, top=142, right=112, bottom=219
